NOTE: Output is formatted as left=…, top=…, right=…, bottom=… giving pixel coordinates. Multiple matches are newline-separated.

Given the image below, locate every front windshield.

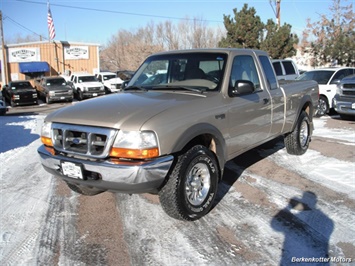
left=11, top=82, right=31, bottom=90
left=297, top=70, right=335, bottom=85
left=48, top=78, right=67, bottom=86
left=79, top=76, right=98, bottom=82
left=104, top=75, right=116, bottom=80
left=128, top=52, right=227, bottom=91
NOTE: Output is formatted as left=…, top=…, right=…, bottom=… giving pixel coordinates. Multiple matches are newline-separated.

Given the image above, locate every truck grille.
left=342, top=90, right=355, bottom=96
left=88, top=87, right=102, bottom=92
left=54, top=91, right=72, bottom=96
left=51, top=123, right=117, bottom=158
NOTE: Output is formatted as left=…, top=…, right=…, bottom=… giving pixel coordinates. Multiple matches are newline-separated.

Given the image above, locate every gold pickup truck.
left=38, top=49, right=319, bottom=221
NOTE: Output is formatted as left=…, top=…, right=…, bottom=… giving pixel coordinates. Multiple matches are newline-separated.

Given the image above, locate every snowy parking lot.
left=0, top=111, right=354, bottom=265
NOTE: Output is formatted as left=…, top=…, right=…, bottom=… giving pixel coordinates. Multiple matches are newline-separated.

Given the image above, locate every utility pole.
left=0, top=11, right=8, bottom=85
left=276, top=0, right=281, bottom=29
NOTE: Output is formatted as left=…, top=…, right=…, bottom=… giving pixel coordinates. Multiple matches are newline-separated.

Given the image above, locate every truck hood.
left=47, top=85, right=72, bottom=91
left=46, top=91, right=207, bottom=130
left=81, top=81, right=102, bottom=87
left=105, top=77, right=123, bottom=85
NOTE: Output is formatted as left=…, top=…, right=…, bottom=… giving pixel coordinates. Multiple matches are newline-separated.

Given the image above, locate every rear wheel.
left=284, top=111, right=311, bottom=155
left=159, top=145, right=219, bottom=221
left=316, top=95, right=329, bottom=117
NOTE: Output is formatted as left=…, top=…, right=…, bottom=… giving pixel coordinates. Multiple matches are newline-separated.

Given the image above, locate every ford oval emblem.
left=72, top=138, right=80, bottom=144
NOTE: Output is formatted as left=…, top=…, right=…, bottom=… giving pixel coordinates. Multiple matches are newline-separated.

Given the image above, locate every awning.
left=19, top=61, right=49, bottom=73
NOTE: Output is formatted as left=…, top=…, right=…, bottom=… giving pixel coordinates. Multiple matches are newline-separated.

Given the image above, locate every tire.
left=45, top=94, right=51, bottom=104
left=77, top=89, right=84, bottom=101
left=66, top=182, right=104, bottom=196
left=159, top=145, right=219, bottom=221
left=316, top=95, right=329, bottom=117
left=284, top=111, right=311, bottom=155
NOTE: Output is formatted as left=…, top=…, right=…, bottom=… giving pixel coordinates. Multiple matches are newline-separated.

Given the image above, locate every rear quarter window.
left=282, top=61, right=296, bottom=75
left=272, top=62, right=283, bottom=76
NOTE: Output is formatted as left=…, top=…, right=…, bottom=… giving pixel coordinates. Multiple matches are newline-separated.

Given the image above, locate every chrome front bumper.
left=38, top=145, right=174, bottom=193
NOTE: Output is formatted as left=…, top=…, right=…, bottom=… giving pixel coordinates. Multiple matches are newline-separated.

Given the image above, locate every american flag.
left=47, top=3, right=56, bottom=40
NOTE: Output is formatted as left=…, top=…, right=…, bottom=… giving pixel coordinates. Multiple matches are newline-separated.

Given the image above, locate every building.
left=0, top=41, right=100, bottom=87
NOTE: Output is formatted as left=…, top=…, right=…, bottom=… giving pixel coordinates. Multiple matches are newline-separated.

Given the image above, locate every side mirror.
left=121, top=80, right=129, bottom=89
left=231, top=80, right=255, bottom=96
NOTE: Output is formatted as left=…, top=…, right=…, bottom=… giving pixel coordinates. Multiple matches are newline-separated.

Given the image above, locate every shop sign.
left=64, top=46, right=89, bottom=60
left=8, top=48, right=40, bottom=62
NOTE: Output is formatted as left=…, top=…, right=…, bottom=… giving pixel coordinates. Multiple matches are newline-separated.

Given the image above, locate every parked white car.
left=95, top=72, right=123, bottom=93
left=297, top=67, right=355, bottom=116
left=272, top=59, right=300, bottom=80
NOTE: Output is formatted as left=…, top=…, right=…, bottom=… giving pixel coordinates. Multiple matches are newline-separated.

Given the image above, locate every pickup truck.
left=2, top=80, right=38, bottom=107
left=68, top=73, right=105, bottom=100
left=95, top=72, right=124, bottom=93
left=34, top=76, right=73, bottom=104
left=38, top=48, right=319, bottom=221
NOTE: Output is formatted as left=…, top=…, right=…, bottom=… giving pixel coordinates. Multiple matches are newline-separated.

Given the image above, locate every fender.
left=291, top=94, right=315, bottom=133
left=170, top=123, right=227, bottom=175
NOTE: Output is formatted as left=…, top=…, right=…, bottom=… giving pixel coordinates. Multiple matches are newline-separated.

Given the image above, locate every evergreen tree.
left=261, top=19, right=299, bottom=59
left=219, top=4, right=264, bottom=49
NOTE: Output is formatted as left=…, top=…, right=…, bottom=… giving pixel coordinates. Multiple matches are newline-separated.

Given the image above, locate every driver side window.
left=230, top=55, right=260, bottom=91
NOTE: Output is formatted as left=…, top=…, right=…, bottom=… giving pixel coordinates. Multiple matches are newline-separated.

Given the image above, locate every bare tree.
left=100, top=17, right=225, bottom=71
left=300, top=0, right=354, bottom=67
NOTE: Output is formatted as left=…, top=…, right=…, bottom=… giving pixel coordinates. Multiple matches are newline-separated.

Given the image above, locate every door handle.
left=263, top=98, right=269, bottom=104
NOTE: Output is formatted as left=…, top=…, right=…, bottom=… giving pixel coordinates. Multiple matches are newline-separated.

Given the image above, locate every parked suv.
left=333, top=74, right=355, bottom=120
left=272, top=59, right=300, bottom=80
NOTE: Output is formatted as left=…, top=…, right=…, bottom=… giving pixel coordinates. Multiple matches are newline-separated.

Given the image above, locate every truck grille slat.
left=52, top=123, right=117, bottom=158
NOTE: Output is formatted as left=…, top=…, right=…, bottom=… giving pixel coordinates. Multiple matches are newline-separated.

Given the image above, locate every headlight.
left=41, top=121, right=53, bottom=146
left=33, top=93, right=38, bottom=98
left=100, top=86, right=105, bottom=91
left=109, top=130, right=159, bottom=159
left=336, top=84, right=342, bottom=95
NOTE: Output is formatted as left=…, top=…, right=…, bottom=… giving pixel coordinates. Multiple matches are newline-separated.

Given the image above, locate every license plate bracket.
left=61, top=161, right=84, bottom=179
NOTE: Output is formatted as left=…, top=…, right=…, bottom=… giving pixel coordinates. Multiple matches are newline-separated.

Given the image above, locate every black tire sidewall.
left=177, top=146, right=219, bottom=219
left=298, top=113, right=311, bottom=151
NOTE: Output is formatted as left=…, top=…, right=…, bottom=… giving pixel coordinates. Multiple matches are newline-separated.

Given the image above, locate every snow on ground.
left=0, top=114, right=354, bottom=265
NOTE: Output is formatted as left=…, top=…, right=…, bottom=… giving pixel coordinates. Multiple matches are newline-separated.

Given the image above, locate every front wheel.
left=284, top=111, right=311, bottom=155
left=159, top=145, right=219, bottom=221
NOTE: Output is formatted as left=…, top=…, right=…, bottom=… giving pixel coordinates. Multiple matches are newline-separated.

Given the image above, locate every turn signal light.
left=110, top=147, right=159, bottom=159
left=41, top=136, right=53, bottom=147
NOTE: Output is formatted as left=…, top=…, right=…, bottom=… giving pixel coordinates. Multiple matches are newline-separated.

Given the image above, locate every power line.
left=16, top=0, right=223, bottom=23
left=3, top=15, right=47, bottom=40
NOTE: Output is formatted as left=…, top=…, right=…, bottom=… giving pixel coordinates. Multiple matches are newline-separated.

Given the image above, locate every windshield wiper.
left=151, top=85, right=206, bottom=93
left=123, top=86, right=147, bottom=91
